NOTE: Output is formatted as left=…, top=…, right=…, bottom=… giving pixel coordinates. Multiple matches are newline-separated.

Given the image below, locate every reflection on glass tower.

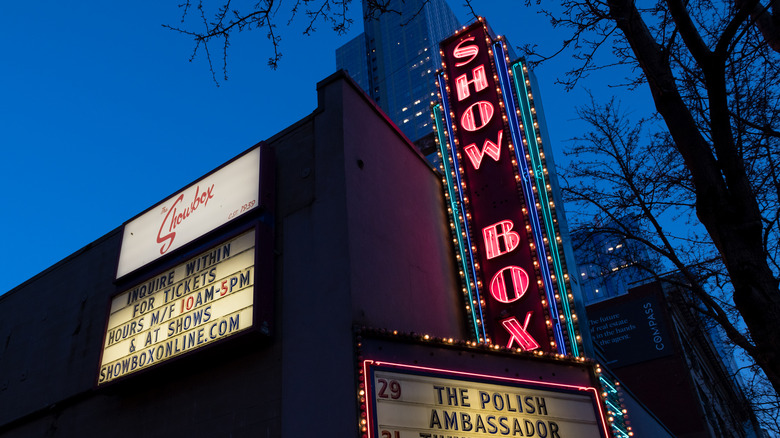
left=336, top=0, right=460, bottom=143
left=572, top=215, right=661, bottom=305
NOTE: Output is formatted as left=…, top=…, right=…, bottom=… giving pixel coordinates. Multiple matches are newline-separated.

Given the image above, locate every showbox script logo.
left=156, top=184, right=215, bottom=254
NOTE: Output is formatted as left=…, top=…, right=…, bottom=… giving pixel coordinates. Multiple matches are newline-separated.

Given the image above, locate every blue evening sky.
left=0, top=1, right=650, bottom=294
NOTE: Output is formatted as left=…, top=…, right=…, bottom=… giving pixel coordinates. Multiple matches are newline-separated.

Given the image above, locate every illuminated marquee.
left=98, top=229, right=258, bottom=384
left=363, top=361, right=611, bottom=438
left=438, top=22, right=552, bottom=351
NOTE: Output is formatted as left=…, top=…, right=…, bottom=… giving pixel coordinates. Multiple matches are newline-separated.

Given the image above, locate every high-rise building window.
left=335, top=0, right=460, bottom=143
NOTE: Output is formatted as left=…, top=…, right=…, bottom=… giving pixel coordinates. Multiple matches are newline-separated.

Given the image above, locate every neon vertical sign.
left=438, top=21, right=554, bottom=352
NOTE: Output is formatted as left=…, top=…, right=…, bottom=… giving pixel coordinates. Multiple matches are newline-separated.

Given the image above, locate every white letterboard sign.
left=99, top=230, right=256, bottom=384
left=117, top=147, right=261, bottom=278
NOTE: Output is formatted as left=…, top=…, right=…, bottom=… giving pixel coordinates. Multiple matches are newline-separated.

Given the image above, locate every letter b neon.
left=482, top=219, right=519, bottom=259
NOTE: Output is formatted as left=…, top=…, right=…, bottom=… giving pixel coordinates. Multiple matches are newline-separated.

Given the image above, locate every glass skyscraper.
left=572, top=215, right=661, bottom=304
left=336, top=0, right=460, bottom=143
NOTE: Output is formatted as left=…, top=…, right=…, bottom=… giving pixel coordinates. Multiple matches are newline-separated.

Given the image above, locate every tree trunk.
left=608, top=0, right=780, bottom=395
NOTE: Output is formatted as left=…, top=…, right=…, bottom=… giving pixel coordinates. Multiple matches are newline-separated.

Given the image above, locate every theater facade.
left=0, top=20, right=678, bottom=438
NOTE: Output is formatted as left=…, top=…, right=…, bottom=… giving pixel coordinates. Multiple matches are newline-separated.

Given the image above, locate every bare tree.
left=163, top=0, right=355, bottom=83
left=562, top=96, right=778, bottom=429
left=738, top=351, right=780, bottom=436
left=523, top=0, right=780, bottom=396
left=163, top=0, right=434, bottom=84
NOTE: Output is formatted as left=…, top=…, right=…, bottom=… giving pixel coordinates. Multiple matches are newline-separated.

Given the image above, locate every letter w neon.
left=463, top=131, right=502, bottom=170
left=501, top=312, right=540, bottom=351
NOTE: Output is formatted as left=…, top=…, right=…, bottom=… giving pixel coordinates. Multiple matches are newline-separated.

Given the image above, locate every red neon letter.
left=460, top=101, right=494, bottom=131
left=502, top=313, right=540, bottom=351
left=157, top=194, right=184, bottom=254
left=456, top=65, right=489, bottom=101
left=489, top=266, right=529, bottom=303
left=464, top=131, right=502, bottom=169
left=482, top=219, right=520, bottom=259
left=453, top=36, right=478, bottom=67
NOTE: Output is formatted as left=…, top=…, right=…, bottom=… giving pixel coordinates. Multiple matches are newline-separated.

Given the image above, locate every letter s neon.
left=453, top=36, right=478, bottom=67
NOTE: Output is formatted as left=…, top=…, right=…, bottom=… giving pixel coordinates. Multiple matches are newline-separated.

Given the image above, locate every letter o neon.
left=460, top=101, right=494, bottom=131
left=489, top=266, right=529, bottom=303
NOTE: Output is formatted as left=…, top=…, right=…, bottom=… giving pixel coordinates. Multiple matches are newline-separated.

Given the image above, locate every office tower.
left=336, top=0, right=460, bottom=144
left=572, top=215, right=661, bottom=305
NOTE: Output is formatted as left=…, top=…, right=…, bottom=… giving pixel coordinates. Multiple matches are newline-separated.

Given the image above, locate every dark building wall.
left=0, top=72, right=461, bottom=437
left=0, top=231, right=122, bottom=429
left=277, top=73, right=462, bottom=436
left=339, top=77, right=464, bottom=336
left=588, top=281, right=762, bottom=438
left=0, top=226, right=286, bottom=437
left=587, top=283, right=706, bottom=437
